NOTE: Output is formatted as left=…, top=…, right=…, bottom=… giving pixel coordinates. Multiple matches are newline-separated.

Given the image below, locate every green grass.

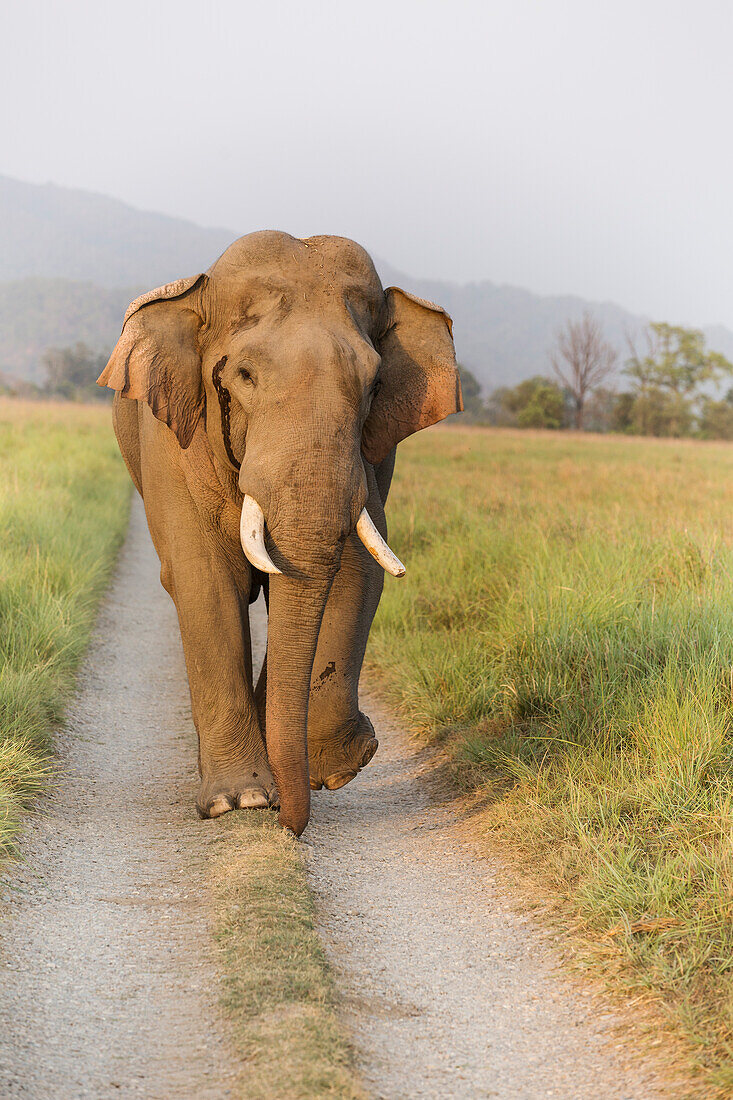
left=211, top=813, right=365, bottom=1099
left=0, top=397, right=130, bottom=861
left=371, top=426, right=733, bottom=1090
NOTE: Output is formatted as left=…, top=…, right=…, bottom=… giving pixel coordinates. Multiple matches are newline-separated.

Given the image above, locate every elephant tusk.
left=240, top=496, right=282, bottom=575
left=356, top=508, right=406, bottom=578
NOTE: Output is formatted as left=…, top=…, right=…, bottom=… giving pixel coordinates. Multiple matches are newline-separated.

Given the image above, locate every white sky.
left=2, top=0, right=733, bottom=326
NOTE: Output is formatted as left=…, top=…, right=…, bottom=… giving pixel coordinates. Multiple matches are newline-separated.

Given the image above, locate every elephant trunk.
left=265, top=570, right=334, bottom=835
left=237, top=434, right=401, bottom=835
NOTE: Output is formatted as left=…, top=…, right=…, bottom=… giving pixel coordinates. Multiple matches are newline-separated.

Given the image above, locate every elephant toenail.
left=236, top=788, right=269, bottom=809
left=360, top=738, right=378, bottom=767
left=323, top=771, right=357, bottom=791
left=207, top=794, right=233, bottom=818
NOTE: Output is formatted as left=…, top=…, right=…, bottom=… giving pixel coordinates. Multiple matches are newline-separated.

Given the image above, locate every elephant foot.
left=308, top=712, right=379, bottom=792
left=197, top=762, right=279, bottom=819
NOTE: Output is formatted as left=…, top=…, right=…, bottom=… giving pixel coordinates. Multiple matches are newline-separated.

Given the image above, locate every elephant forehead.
left=208, top=231, right=382, bottom=297
left=300, top=234, right=381, bottom=284
left=210, top=230, right=301, bottom=272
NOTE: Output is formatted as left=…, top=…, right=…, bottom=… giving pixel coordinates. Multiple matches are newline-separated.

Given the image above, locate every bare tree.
left=550, top=312, right=618, bottom=430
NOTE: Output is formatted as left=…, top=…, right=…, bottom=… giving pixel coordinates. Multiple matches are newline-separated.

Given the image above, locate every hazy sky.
left=3, top=1, right=733, bottom=325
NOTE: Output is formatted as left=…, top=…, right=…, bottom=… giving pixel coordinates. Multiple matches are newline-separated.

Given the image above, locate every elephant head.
left=99, top=231, right=461, bottom=834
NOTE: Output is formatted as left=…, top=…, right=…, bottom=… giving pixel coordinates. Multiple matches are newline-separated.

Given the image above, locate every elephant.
left=98, top=231, right=462, bottom=835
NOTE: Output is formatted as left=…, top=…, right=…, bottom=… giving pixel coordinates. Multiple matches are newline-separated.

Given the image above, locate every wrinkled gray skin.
left=99, top=232, right=461, bottom=835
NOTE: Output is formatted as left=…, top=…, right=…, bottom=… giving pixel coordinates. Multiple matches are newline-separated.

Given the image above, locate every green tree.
left=699, top=389, right=733, bottom=440
left=610, top=391, right=635, bottom=433
left=625, top=324, right=733, bottom=437
left=458, top=365, right=484, bottom=420
left=631, top=386, right=690, bottom=437
left=490, top=376, right=567, bottom=430
left=42, top=342, right=110, bottom=402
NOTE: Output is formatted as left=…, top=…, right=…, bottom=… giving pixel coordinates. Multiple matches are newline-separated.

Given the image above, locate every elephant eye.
left=239, top=366, right=254, bottom=383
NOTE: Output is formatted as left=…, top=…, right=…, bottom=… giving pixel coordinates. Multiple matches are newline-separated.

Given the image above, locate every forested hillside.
left=0, top=175, right=233, bottom=286
left=0, top=280, right=140, bottom=383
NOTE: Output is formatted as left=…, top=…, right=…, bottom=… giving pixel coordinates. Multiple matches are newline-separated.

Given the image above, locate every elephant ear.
left=97, top=274, right=207, bottom=448
left=362, top=287, right=463, bottom=465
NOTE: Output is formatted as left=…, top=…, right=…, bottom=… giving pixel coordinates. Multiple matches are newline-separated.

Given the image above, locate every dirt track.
left=304, top=696, right=675, bottom=1100
left=0, top=497, right=676, bottom=1098
left=0, top=499, right=241, bottom=1099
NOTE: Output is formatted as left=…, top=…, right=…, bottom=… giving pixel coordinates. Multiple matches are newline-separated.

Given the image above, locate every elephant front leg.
left=159, top=548, right=278, bottom=818
left=306, top=463, right=391, bottom=791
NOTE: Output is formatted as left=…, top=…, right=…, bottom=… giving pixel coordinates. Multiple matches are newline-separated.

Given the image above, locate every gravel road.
left=252, top=566, right=677, bottom=1097
left=0, top=496, right=677, bottom=1099
left=304, top=701, right=677, bottom=1100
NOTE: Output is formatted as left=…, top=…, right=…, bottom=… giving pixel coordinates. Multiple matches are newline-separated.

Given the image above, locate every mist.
left=3, top=0, right=733, bottom=327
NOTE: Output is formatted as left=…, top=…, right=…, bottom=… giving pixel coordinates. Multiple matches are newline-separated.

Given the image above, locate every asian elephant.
left=98, top=231, right=461, bottom=835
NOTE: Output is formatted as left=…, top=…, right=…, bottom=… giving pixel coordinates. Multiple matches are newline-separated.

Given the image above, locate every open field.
left=0, top=398, right=130, bottom=861
left=371, top=426, right=733, bottom=1091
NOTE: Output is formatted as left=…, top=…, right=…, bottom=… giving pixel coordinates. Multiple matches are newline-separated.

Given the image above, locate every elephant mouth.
left=239, top=494, right=405, bottom=578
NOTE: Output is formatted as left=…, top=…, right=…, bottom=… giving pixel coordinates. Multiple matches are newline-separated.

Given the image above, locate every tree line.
left=460, top=314, right=733, bottom=440
left=3, top=320, right=733, bottom=442
left=0, top=343, right=111, bottom=401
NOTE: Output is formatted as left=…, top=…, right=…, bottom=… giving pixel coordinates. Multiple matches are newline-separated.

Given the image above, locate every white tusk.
left=240, top=495, right=282, bottom=575
left=356, top=508, right=406, bottom=578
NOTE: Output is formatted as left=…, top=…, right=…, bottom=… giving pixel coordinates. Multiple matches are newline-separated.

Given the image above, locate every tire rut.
left=0, top=498, right=241, bottom=1099
left=299, top=677, right=680, bottom=1099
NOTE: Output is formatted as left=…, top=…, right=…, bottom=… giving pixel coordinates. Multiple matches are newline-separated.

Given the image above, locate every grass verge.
left=371, top=425, right=733, bottom=1093
left=0, top=397, right=130, bottom=862
left=210, top=812, right=365, bottom=1099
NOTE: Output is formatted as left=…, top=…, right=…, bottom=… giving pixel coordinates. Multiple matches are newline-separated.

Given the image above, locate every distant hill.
left=0, top=175, right=234, bottom=286
left=2, top=175, right=732, bottom=390
left=375, top=260, right=733, bottom=392
left=0, top=279, right=141, bottom=383
left=377, top=261, right=643, bottom=391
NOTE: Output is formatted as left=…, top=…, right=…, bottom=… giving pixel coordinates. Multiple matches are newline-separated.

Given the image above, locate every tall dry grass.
left=371, top=426, right=733, bottom=1090
left=0, top=398, right=130, bottom=860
